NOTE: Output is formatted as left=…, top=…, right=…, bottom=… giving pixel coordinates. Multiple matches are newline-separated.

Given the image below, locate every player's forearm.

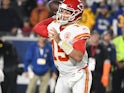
left=57, top=40, right=83, bottom=62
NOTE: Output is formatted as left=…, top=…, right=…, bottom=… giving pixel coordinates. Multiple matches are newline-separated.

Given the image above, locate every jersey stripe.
left=84, top=68, right=89, bottom=93
left=73, top=33, right=90, bottom=42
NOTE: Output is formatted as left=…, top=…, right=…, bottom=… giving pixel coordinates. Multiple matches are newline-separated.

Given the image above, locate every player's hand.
left=48, top=28, right=61, bottom=43
left=51, top=72, right=57, bottom=80
left=23, top=72, right=29, bottom=78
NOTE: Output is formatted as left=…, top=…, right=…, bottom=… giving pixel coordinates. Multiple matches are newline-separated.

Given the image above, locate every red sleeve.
left=33, top=17, right=54, bottom=37
left=73, top=39, right=86, bottom=55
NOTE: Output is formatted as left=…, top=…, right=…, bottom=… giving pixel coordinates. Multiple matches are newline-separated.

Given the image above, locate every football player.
left=33, top=0, right=92, bottom=93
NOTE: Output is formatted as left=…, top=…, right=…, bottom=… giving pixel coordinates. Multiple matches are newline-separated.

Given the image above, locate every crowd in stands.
left=0, top=0, right=124, bottom=93
left=0, top=0, right=123, bottom=36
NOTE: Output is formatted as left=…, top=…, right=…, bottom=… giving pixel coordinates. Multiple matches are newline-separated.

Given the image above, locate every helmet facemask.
left=56, top=3, right=84, bottom=25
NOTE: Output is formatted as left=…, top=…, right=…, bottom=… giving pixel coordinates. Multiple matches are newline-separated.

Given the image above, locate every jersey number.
left=52, top=40, right=69, bottom=62
left=118, top=15, right=124, bottom=28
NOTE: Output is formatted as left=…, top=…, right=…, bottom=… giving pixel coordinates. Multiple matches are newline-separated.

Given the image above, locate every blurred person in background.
left=112, top=25, right=124, bottom=93
left=101, top=31, right=116, bottom=93
left=105, top=0, right=120, bottom=13
left=94, top=4, right=113, bottom=35
left=24, top=36, right=56, bottom=93
left=0, top=0, right=22, bottom=35
left=85, top=0, right=103, bottom=7
left=30, top=0, right=49, bottom=27
left=11, top=0, right=27, bottom=22
left=24, top=0, right=37, bottom=17
left=78, top=0, right=95, bottom=31
left=113, top=0, right=124, bottom=36
left=21, top=18, right=32, bottom=37
left=87, top=31, right=110, bottom=93
left=0, top=39, right=23, bottom=93
left=36, top=1, right=61, bottom=92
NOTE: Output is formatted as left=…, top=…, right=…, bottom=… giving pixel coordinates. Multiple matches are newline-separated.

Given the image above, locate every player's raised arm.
left=33, top=18, right=54, bottom=37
